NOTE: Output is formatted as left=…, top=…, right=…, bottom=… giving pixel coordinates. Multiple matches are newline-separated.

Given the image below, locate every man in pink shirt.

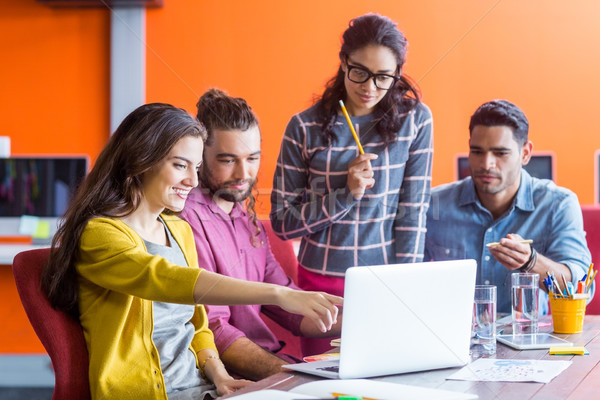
left=179, top=89, right=341, bottom=381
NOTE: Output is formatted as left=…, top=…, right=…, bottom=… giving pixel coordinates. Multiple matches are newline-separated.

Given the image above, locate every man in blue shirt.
left=424, top=100, right=591, bottom=314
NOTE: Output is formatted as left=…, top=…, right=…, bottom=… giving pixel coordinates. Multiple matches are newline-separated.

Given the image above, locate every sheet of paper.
left=33, top=220, right=50, bottom=239
left=18, top=215, right=39, bottom=236
left=228, top=389, right=317, bottom=399
left=447, top=358, right=571, bottom=383
left=292, top=379, right=477, bottom=400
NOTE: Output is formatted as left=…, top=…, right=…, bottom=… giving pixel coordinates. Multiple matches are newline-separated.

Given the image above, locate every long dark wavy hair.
left=196, top=88, right=263, bottom=246
left=316, top=13, right=421, bottom=145
left=41, top=103, right=207, bottom=319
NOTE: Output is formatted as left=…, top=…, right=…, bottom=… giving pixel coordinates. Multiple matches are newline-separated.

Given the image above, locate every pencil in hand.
left=339, top=100, right=364, bottom=154
left=485, top=239, right=533, bottom=248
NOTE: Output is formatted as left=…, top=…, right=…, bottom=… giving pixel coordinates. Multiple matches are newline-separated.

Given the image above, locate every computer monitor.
left=455, top=152, right=556, bottom=182
left=0, top=156, right=88, bottom=217
left=0, top=156, right=88, bottom=244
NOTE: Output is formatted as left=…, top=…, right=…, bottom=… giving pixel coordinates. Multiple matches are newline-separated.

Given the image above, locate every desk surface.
left=223, top=315, right=600, bottom=399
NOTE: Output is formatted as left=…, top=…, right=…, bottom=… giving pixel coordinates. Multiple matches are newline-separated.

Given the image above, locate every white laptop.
left=284, top=259, right=477, bottom=379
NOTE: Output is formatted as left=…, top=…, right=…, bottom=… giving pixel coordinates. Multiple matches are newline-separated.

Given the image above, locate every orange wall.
left=2, top=1, right=600, bottom=205
left=2, top=0, right=600, bottom=352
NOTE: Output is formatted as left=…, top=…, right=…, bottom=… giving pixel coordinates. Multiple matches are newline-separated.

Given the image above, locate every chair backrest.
left=261, top=219, right=298, bottom=284
left=259, top=220, right=302, bottom=359
left=582, top=205, right=600, bottom=314
left=11, top=248, right=91, bottom=400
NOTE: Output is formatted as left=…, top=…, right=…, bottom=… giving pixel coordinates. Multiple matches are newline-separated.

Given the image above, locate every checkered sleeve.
left=270, top=113, right=359, bottom=240
left=394, top=104, right=433, bottom=262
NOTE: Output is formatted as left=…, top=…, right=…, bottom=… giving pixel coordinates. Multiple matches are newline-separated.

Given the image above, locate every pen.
left=561, top=274, right=570, bottom=296
left=339, top=100, right=365, bottom=154
left=486, top=239, right=533, bottom=248
left=550, top=272, right=565, bottom=298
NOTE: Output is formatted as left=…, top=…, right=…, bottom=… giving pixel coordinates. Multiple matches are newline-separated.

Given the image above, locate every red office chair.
left=11, top=248, right=91, bottom=400
left=260, top=220, right=302, bottom=359
left=582, top=206, right=600, bottom=314
left=261, top=219, right=298, bottom=285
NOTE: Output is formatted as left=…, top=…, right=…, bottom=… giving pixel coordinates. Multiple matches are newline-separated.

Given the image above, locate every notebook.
left=284, top=259, right=477, bottom=379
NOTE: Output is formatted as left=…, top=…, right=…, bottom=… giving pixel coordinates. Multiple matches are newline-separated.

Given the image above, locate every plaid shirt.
left=270, top=103, right=433, bottom=275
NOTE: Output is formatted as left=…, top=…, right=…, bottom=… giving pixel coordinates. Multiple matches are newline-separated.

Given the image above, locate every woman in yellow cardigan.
left=41, top=103, right=342, bottom=400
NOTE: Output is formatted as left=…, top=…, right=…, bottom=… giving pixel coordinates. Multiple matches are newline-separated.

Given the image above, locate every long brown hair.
left=316, top=13, right=421, bottom=145
left=42, top=103, right=206, bottom=319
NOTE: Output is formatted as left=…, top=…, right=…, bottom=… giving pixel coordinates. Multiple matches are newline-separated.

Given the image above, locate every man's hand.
left=220, top=337, right=289, bottom=381
left=489, top=233, right=573, bottom=291
left=488, top=233, right=532, bottom=271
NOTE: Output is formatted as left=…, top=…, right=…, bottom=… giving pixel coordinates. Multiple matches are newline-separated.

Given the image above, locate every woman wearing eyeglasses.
left=270, top=13, right=433, bottom=355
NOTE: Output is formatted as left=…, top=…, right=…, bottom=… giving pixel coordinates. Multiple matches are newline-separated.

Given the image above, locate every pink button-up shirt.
left=179, top=187, right=303, bottom=355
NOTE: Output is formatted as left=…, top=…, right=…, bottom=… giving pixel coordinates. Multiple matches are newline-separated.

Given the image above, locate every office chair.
left=261, top=219, right=298, bottom=285
left=582, top=206, right=600, bottom=314
left=11, top=248, right=91, bottom=400
left=260, top=220, right=302, bottom=359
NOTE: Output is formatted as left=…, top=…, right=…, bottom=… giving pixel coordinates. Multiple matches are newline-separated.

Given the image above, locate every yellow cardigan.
left=76, top=215, right=216, bottom=400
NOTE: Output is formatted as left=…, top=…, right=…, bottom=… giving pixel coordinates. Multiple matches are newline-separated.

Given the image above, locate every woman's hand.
left=347, top=153, right=378, bottom=200
left=213, top=376, right=252, bottom=396
left=275, top=287, right=343, bottom=333
left=199, top=350, right=253, bottom=396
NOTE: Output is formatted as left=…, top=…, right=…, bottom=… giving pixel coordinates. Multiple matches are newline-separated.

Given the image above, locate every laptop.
left=284, top=259, right=477, bottom=379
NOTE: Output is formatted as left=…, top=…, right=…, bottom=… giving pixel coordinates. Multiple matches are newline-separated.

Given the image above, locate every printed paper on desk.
left=226, top=389, right=318, bottom=399
left=447, top=358, right=572, bottom=383
left=292, top=379, right=477, bottom=400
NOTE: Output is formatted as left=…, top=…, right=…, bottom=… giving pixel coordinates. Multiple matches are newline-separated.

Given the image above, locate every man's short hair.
left=469, top=100, right=529, bottom=146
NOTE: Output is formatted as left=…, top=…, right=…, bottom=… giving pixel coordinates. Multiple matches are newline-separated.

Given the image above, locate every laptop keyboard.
left=317, top=365, right=339, bottom=373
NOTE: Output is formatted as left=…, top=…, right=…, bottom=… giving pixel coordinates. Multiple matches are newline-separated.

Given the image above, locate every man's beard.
left=200, top=166, right=255, bottom=203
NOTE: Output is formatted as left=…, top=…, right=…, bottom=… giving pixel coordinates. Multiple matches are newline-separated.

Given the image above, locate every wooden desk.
left=223, top=315, right=600, bottom=399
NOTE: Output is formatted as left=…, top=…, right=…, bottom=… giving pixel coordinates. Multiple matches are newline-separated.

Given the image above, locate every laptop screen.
left=0, top=157, right=88, bottom=218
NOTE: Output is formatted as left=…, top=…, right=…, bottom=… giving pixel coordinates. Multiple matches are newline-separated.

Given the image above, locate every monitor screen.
left=456, top=153, right=555, bottom=182
left=0, top=157, right=88, bottom=217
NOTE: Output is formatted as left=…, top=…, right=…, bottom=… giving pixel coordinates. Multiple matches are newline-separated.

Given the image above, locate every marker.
left=333, top=393, right=379, bottom=400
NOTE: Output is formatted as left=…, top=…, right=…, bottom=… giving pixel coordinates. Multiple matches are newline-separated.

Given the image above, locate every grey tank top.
left=144, top=219, right=211, bottom=395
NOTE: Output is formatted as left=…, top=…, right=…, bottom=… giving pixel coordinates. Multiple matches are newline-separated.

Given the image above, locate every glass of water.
left=511, top=273, right=539, bottom=334
left=471, top=285, right=497, bottom=356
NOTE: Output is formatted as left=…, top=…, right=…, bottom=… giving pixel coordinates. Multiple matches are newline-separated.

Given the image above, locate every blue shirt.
left=424, top=170, right=591, bottom=314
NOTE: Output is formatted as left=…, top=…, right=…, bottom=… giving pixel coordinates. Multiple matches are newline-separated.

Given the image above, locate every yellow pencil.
left=584, top=263, right=594, bottom=287
left=485, top=239, right=533, bottom=248
left=339, top=100, right=364, bottom=154
left=587, top=269, right=597, bottom=292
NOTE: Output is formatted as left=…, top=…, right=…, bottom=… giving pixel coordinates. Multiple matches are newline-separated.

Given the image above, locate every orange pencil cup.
left=549, top=294, right=589, bottom=334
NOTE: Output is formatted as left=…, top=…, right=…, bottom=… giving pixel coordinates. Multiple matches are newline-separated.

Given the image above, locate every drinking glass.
left=471, top=285, right=497, bottom=356
left=511, top=273, right=539, bottom=334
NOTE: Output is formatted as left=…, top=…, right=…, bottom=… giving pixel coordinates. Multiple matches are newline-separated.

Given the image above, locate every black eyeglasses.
left=345, top=61, right=399, bottom=90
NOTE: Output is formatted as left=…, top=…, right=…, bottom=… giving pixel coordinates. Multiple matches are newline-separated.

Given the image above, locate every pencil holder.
left=549, top=294, right=588, bottom=334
